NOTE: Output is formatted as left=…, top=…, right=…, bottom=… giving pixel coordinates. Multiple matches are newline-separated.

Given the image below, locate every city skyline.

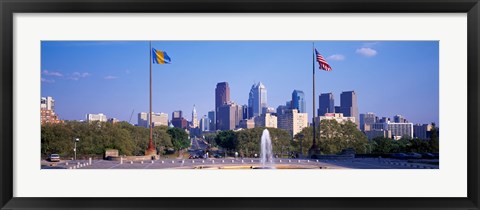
left=41, top=41, right=439, bottom=125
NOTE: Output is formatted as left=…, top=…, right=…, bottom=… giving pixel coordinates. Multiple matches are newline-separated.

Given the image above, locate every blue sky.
left=41, top=41, right=439, bottom=125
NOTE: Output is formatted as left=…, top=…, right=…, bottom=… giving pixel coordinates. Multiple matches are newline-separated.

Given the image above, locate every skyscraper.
left=208, top=111, right=215, bottom=131
left=215, top=82, right=230, bottom=130
left=318, top=93, right=334, bottom=116
left=191, top=105, right=199, bottom=128
left=360, top=112, right=377, bottom=132
left=199, top=115, right=209, bottom=131
left=217, top=102, right=243, bottom=130
left=171, top=110, right=187, bottom=129
left=340, top=91, right=359, bottom=126
left=291, top=90, right=306, bottom=113
left=394, top=115, right=408, bottom=123
left=248, top=82, right=267, bottom=118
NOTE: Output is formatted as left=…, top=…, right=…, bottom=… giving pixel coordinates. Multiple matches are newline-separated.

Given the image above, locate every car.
left=48, top=154, right=60, bottom=162
left=213, top=154, right=223, bottom=158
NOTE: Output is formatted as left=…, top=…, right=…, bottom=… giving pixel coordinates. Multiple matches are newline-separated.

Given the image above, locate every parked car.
left=213, top=153, right=223, bottom=158
left=48, top=154, right=60, bottom=162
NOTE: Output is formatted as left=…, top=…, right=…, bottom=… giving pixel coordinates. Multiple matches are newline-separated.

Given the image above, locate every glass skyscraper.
left=318, top=93, right=334, bottom=116
left=291, top=90, right=306, bottom=113
left=340, top=91, right=359, bottom=126
left=248, top=82, right=267, bottom=118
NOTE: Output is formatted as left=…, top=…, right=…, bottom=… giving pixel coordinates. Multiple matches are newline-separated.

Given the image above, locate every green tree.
left=236, top=127, right=292, bottom=157
left=167, top=127, right=189, bottom=151
left=214, top=130, right=237, bottom=151
left=294, top=120, right=368, bottom=155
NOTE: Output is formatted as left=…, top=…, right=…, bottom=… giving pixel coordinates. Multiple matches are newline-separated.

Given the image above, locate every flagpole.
left=146, top=41, right=156, bottom=157
left=310, top=42, right=318, bottom=157
left=312, top=42, right=317, bottom=149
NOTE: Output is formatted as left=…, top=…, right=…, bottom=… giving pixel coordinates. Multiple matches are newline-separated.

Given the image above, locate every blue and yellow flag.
left=152, top=48, right=171, bottom=64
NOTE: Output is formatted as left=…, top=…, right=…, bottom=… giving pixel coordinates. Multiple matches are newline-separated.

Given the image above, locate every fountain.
left=182, top=129, right=328, bottom=169
left=259, top=129, right=274, bottom=169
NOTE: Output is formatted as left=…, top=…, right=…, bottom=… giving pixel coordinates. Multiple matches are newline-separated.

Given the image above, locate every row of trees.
left=41, top=121, right=189, bottom=157
left=214, top=127, right=293, bottom=157
left=42, top=119, right=439, bottom=158
left=212, top=120, right=439, bottom=156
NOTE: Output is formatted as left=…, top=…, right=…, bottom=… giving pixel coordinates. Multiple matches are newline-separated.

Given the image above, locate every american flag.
left=315, top=49, right=332, bottom=71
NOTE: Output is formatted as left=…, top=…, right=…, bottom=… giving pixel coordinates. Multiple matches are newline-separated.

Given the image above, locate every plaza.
left=41, top=157, right=438, bottom=170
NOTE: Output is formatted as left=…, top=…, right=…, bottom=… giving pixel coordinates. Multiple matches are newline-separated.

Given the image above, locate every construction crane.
left=128, top=109, right=134, bottom=124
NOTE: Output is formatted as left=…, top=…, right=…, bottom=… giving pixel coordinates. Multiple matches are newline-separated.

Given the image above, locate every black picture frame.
left=1, top=0, right=479, bottom=209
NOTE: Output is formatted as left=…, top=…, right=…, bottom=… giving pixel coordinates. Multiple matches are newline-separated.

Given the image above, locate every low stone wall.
left=108, top=155, right=159, bottom=161
left=312, top=154, right=354, bottom=160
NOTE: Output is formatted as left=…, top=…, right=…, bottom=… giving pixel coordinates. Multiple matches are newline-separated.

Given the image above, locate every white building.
left=40, top=96, right=55, bottom=111
left=278, top=109, right=308, bottom=137
left=316, top=113, right=356, bottom=125
left=138, top=112, right=168, bottom=127
left=369, top=121, right=414, bottom=139
left=254, top=113, right=277, bottom=128
left=86, top=113, right=107, bottom=122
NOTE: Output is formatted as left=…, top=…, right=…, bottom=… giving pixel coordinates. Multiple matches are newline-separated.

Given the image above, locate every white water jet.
left=260, top=129, right=274, bottom=168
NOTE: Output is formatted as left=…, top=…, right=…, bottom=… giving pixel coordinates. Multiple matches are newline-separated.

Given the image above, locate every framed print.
left=1, top=0, right=479, bottom=209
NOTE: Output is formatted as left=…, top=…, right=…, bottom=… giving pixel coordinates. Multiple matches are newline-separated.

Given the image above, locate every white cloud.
left=41, top=78, right=55, bottom=83
left=356, top=47, right=377, bottom=57
left=68, top=72, right=91, bottom=80
left=327, top=54, right=345, bottom=61
left=104, top=75, right=118, bottom=80
left=42, top=70, right=63, bottom=77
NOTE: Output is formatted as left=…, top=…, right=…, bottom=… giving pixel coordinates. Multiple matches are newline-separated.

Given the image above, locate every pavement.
left=41, top=158, right=439, bottom=170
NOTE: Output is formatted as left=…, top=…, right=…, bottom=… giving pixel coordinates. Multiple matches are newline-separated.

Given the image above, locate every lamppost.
left=74, top=137, right=80, bottom=161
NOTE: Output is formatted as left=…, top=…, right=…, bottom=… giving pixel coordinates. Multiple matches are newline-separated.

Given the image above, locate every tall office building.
left=208, top=111, right=215, bottom=131
left=291, top=90, right=306, bottom=113
left=359, top=112, right=377, bottom=132
left=276, top=105, right=288, bottom=116
left=286, top=101, right=292, bottom=109
left=394, top=115, right=408, bottom=123
left=40, top=96, right=61, bottom=124
left=242, top=105, right=249, bottom=120
left=278, top=109, right=308, bottom=137
left=248, top=82, right=268, bottom=118
left=217, top=102, right=243, bottom=130
left=318, top=93, right=334, bottom=117
left=413, top=123, right=432, bottom=139
left=334, top=106, right=341, bottom=113
left=340, top=91, right=359, bottom=127
left=215, top=82, right=230, bottom=130
left=191, top=105, right=199, bottom=128
left=199, top=115, right=209, bottom=132
left=171, top=110, right=188, bottom=129
left=388, top=123, right=414, bottom=139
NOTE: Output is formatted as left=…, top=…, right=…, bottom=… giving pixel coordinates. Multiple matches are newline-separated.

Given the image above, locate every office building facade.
left=318, top=93, right=334, bottom=117
left=248, top=82, right=267, bottom=118
left=278, top=109, right=308, bottom=137
left=291, top=90, right=306, bottom=113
